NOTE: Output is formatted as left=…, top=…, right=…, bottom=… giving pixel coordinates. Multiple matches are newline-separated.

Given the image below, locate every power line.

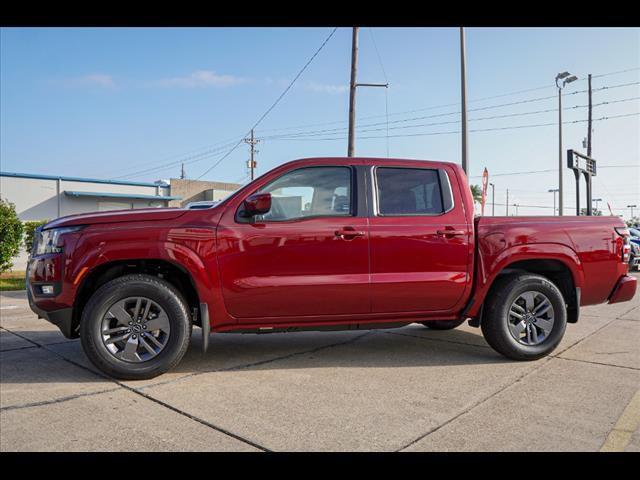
left=263, top=96, right=640, bottom=139
left=265, top=111, right=640, bottom=142
left=257, top=67, right=640, bottom=133
left=192, top=27, right=339, bottom=182
left=260, top=83, right=640, bottom=140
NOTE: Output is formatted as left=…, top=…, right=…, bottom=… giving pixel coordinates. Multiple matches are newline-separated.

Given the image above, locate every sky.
left=1, top=27, right=639, bottom=218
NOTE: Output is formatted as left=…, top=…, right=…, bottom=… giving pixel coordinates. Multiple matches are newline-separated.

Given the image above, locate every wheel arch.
left=72, top=258, right=202, bottom=338
left=468, top=244, right=584, bottom=325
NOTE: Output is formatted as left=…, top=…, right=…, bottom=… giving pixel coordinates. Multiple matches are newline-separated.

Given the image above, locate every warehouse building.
left=0, top=171, right=241, bottom=269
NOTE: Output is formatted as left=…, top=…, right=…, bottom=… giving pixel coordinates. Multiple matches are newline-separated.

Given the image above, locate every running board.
left=199, top=303, right=210, bottom=353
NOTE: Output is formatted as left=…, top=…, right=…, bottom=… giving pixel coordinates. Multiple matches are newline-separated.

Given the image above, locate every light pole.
left=556, top=71, right=578, bottom=216
left=489, top=182, right=495, bottom=216
left=628, top=204, right=638, bottom=219
left=548, top=188, right=559, bottom=216
left=514, top=203, right=520, bottom=216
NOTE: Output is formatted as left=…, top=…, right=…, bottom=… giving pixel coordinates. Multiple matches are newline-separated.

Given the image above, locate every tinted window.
left=376, top=168, right=444, bottom=215
left=258, top=167, right=352, bottom=221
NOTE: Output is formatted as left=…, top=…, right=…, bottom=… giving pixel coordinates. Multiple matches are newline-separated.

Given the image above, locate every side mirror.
left=241, top=192, right=271, bottom=217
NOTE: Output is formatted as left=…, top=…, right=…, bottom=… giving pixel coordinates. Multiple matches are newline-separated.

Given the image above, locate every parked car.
left=628, top=228, right=640, bottom=271
left=27, top=157, right=637, bottom=379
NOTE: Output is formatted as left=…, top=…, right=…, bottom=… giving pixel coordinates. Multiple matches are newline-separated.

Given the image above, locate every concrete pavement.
left=1, top=274, right=638, bottom=451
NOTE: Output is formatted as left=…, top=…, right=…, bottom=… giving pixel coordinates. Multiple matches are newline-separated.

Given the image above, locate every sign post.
left=567, top=149, right=597, bottom=216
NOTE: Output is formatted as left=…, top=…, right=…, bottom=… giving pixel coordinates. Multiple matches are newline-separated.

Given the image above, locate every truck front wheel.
left=481, top=273, right=567, bottom=361
left=80, top=274, right=192, bottom=380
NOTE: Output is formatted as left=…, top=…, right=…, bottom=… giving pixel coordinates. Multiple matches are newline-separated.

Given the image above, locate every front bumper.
left=26, top=263, right=76, bottom=338
left=608, top=275, right=638, bottom=304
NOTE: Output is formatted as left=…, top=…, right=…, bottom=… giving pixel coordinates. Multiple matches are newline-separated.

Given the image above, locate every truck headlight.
left=33, top=226, right=83, bottom=255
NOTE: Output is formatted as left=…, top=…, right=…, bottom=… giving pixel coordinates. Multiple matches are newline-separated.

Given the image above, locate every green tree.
left=470, top=185, right=483, bottom=205
left=0, top=199, right=24, bottom=273
left=580, top=208, right=602, bottom=216
left=23, top=220, right=48, bottom=254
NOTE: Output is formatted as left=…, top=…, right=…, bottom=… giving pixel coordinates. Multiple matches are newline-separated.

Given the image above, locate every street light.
left=628, top=204, right=638, bottom=219
left=489, top=182, right=495, bottom=216
left=556, top=71, right=578, bottom=217
left=548, top=188, right=559, bottom=216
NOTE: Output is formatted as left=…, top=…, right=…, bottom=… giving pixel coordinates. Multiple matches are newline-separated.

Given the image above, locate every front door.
left=216, top=165, right=370, bottom=321
left=368, top=164, right=472, bottom=313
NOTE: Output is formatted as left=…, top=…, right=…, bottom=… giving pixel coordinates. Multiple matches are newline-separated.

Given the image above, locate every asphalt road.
left=1, top=274, right=639, bottom=452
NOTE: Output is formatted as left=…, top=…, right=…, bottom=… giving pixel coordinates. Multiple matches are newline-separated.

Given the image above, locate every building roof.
left=0, top=171, right=169, bottom=188
left=64, top=191, right=182, bottom=201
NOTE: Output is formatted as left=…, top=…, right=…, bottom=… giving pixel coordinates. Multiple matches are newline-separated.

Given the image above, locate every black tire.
left=80, top=274, right=192, bottom=380
left=481, top=273, right=567, bottom=361
left=421, top=319, right=466, bottom=330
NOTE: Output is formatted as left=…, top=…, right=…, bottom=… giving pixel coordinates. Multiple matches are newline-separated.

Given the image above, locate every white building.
left=0, top=171, right=182, bottom=270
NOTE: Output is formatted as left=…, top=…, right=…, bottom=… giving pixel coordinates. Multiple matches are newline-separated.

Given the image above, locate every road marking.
left=600, top=389, right=640, bottom=452
left=0, top=306, right=19, bottom=310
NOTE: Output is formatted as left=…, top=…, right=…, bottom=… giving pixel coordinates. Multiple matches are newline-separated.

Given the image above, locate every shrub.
left=23, top=220, right=49, bottom=254
left=0, top=199, right=24, bottom=273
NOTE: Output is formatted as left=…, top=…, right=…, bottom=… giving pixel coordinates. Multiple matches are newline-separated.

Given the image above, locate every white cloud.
left=304, top=82, right=348, bottom=95
left=156, top=70, right=245, bottom=88
left=59, top=74, right=115, bottom=88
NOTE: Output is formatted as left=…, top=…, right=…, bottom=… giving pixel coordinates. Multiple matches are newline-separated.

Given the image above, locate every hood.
left=44, top=207, right=188, bottom=229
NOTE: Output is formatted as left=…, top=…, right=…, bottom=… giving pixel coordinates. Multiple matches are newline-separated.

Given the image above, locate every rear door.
left=367, top=163, right=472, bottom=313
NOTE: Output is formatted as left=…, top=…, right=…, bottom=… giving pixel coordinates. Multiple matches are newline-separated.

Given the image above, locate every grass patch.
left=0, top=271, right=26, bottom=291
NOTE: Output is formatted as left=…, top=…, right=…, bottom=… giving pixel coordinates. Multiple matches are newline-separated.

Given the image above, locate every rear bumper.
left=608, top=275, right=637, bottom=304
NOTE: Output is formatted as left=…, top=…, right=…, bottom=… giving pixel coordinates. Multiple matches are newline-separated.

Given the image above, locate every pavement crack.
left=396, top=356, right=553, bottom=451
left=0, top=388, right=122, bottom=412
left=138, top=330, right=374, bottom=391
left=555, top=356, right=639, bottom=371
left=1, top=325, right=269, bottom=452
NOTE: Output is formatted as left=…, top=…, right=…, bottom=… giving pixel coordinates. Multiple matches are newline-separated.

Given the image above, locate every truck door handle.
left=335, top=227, right=365, bottom=240
left=437, top=229, right=466, bottom=237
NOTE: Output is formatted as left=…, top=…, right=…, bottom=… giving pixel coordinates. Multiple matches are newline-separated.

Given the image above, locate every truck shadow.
left=0, top=325, right=517, bottom=385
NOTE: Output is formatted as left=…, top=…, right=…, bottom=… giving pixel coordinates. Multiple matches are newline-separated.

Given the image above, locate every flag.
left=481, top=168, right=489, bottom=216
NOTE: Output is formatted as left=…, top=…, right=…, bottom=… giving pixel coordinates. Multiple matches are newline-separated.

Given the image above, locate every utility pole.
left=460, top=27, right=469, bottom=175
left=244, top=129, right=260, bottom=181
left=629, top=204, right=638, bottom=219
left=347, top=27, right=359, bottom=157
left=180, top=163, right=186, bottom=179
left=489, top=182, right=495, bottom=216
left=346, top=27, right=388, bottom=158
left=514, top=204, right=520, bottom=216
left=506, top=189, right=509, bottom=216
left=587, top=74, right=592, bottom=157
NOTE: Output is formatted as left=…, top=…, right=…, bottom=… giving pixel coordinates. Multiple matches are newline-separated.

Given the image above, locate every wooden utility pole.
left=347, top=27, right=359, bottom=157
left=180, top=163, right=186, bottom=179
left=244, top=129, right=259, bottom=181
left=587, top=74, right=593, bottom=157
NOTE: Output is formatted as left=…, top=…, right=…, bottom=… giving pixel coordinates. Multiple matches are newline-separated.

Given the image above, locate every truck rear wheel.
left=80, top=274, right=192, bottom=380
left=481, top=273, right=567, bottom=361
left=420, top=319, right=466, bottom=330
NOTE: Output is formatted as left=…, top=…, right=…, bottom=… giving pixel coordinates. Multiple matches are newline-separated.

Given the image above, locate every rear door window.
left=375, top=167, right=444, bottom=215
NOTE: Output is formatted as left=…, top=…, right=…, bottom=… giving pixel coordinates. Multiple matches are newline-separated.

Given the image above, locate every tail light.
left=615, top=227, right=631, bottom=264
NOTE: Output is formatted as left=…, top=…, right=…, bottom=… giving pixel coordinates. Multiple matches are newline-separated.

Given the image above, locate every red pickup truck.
left=27, top=157, right=637, bottom=379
